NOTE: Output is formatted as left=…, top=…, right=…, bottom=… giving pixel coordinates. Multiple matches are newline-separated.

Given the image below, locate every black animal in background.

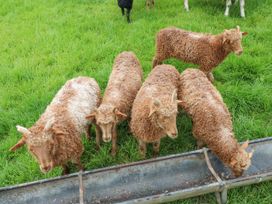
left=118, top=0, right=133, bottom=23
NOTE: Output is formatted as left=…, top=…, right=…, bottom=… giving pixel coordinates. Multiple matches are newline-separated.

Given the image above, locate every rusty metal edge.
left=119, top=172, right=272, bottom=204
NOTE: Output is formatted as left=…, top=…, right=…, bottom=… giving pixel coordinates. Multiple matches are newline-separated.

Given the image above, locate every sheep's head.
left=86, top=104, right=127, bottom=143
left=148, top=90, right=181, bottom=139
left=229, top=141, right=253, bottom=177
left=10, top=123, right=57, bottom=173
left=223, top=26, right=248, bottom=56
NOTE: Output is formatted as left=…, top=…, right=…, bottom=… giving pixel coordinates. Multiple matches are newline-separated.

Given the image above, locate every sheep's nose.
left=103, top=137, right=111, bottom=142
left=42, top=166, right=51, bottom=172
left=172, top=132, right=177, bottom=137
left=236, top=50, right=243, bottom=55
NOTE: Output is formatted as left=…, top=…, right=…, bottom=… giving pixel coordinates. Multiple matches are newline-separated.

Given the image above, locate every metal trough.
left=1, top=137, right=272, bottom=204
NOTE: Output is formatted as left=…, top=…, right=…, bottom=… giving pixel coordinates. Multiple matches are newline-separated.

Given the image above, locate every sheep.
left=146, top=0, right=155, bottom=9
left=86, top=51, right=143, bottom=157
left=118, top=0, right=133, bottom=23
left=130, top=64, right=181, bottom=158
left=9, top=77, right=101, bottom=175
left=184, top=0, right=246, bottom=18
left=152, top=26, right=248, bottom=82
left=178, top=68, right=253, bottom=176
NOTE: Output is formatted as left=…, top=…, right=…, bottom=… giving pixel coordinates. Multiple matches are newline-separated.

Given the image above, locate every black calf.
left=118, top=0, right=133, bottom=23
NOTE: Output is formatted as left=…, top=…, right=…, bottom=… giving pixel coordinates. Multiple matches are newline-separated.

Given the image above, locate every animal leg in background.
left=126, top=8, right=131, bottom=23
left=225, top=0, right=232, bottom=16
left=184, top=0, right=189, bottom=11
left=240, top=0, right=245, bottom=17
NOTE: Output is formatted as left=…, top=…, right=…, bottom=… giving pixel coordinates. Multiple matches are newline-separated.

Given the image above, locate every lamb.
left=86, top=51, right=143, bottom=156
left=184, top=0, right=246, bottom=18
left=118, top=0, right=133, bottom=23
left=152, top=26, right=248, bottom=82
left=9, top=77, right=101, bottom=174
left=178, top=69, right=253, bottom=176
left=130, top=64, right=181, bottom=158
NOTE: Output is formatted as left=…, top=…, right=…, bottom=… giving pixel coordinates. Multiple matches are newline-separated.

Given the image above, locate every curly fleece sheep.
left=178, top=69, right=253, bottom=176
left=153, top=26, right=248, bottom=82
left=130, top=64, right=181, bottom=158
left=10, top=77, right=101, bottom=174
left=87, top=51, right=143, bottom=156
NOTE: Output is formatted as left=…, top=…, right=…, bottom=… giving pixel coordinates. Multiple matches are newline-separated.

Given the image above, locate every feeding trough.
left=1, top=137, right=272, bottom=204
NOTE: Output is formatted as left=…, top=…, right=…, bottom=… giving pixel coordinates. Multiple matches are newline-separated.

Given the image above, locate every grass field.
left=0, top=0, right=272, bottom=203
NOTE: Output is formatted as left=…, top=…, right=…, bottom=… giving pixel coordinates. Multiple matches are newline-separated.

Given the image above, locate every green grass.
left=0, top=0, right=272, bottom=203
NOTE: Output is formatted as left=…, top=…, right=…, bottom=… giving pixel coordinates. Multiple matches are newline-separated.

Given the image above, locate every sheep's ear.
left=44, top=119, right=55, bottom=131
left=16, top=125, right=31, bottom=135
left=176, top=100, right=183, bottom=105
left=236, top=25, right=240, bottom=31
left=248, top=151, right=253, bottom=159
left=114, top=109, right=127, bottom=119
left=230, top=158, right=237, bottom=167
left=86, top=109, right=97, bottom=121
left=9, top=137, right=26, bottom=151
left=171, top=89, right=177, bottom=103
left=242, top=32, right=248, bottom=36
left=148, top=99, right=160, bottom=117
left=241, top=140, right=249, bottom=149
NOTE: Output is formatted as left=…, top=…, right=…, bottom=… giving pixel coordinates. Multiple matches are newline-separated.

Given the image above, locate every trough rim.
left=1, top=136, right=271, bottom=192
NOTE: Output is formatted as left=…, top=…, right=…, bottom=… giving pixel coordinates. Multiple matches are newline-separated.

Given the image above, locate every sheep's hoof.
left=153, top=152, right=159, bottom=158
left=61, top=167, right=70, bottom=175
left=95, top=145, right=101, bottom=151
left=111, top=149, right=117, bottom=157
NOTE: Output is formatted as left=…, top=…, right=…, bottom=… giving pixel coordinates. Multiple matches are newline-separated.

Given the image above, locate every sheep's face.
left=27, top=138, right=55, bottom=173
left=86, top=104, right=127, bottom=143
left=223, top=26, right=248, bottom=56
left=230, top=141, right=253, bottom=177
left=10, top=125, right=56, bottom=173
left=149, top=90, right=181, bottom=139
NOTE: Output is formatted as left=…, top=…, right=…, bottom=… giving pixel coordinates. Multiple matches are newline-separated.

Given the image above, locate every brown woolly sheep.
left=86, top=51, right=143, bottom=156
left=153, top=26, right=248, bottom=82
left=178, top=69, right=253, bottom=176
left=130, top=64, right=181, bottom=158
left=10, top=77, right=101, bottom=174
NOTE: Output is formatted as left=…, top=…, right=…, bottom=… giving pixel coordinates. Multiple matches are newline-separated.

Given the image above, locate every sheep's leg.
left=121, top=7, right=125, bottom=16
left=197, top=140, right=206, bottom=149
left=111, top=125, right=117, bottom=157
left=240, top=0, right=245, bottom=17
left=224, top=0, right=232, bottom=16
left=61, top=164, right=70, bottom=175
left=76, top=160, right=84, bottom=171
left=85, top=124, right=91, bottom=141
left=139, top=139, right=147, bottom=158
left=126, top=9, right=131, bottom=23
left=95, top=125, right=102, bottom=150
left=184, top=0, right=189, bottom=11
left=152, top=140, right=161, bottom=157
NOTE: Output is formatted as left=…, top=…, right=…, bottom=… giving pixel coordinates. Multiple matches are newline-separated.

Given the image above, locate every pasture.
left=0, top=0, right=271, bottom=203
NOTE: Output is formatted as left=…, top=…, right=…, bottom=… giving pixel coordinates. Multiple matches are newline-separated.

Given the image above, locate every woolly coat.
left=178, top=69, right=248, bottom=173
left=101, top=51, right=143, bottom=121
left=153, top=27, right=231, bottom=73
left=130, top=64, right=180, bottom=142
left=27, top=77, right=101, bottom=166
